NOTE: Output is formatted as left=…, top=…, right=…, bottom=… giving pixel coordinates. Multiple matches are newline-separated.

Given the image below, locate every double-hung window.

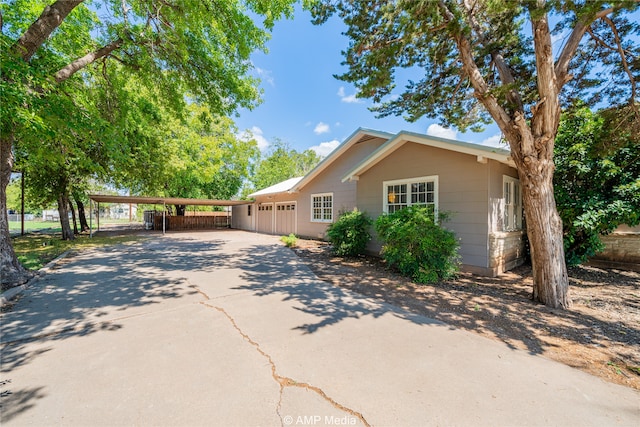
left=383, top=176, right=438, bottom=214
left=503, top=175, right=522, bottom=231
left=311, top=193, right=333, bottom=222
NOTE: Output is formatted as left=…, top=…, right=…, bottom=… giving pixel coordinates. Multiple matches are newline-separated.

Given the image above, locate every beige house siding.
left=486, top=161, right=525, bottom=274
left=233, top=130, right=527, bottom=276
left=294, top=136, right=388, bottom=239
left=355, top=142, right=493, bottom=271
left=231, top=204, right=254, bottom=230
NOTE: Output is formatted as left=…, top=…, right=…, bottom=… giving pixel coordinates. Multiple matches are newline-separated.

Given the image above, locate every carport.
left=88, top=195, right=249, bottom=236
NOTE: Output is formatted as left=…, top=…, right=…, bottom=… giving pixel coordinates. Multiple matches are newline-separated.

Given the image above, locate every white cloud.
left=426, top=124, right=457, bottom=140
left=254, top=66, right=274, bottom=86
left=240, top=126, right=269, bottom=151
left=478, top=134, right=504, bottom=148
left=314, top=122, right=330, bottom=135
left=310, top=139, right=340, bottom=158
left=337, top=86, right=362, bottom=103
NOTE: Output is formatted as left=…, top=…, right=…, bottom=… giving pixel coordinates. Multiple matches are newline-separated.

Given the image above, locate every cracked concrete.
left=1, top=230, right=639, bottom=426
left=201, top=301, right=369, bottom=427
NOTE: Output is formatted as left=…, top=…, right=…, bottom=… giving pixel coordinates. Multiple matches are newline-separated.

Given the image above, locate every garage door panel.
left=275, top=202, right=296, bottom=235
left=257, top=203, right=274, bottom=234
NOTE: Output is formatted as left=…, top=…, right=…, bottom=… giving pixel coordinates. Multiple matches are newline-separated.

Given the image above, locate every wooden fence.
left=153, top=214, right=230, bottom=231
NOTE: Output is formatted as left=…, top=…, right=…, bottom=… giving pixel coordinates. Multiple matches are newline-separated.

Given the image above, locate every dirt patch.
left=291, top=238, right=640, bottom=390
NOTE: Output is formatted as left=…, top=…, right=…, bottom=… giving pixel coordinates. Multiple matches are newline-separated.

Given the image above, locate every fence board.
left=153, top=214, right=230, bottom=230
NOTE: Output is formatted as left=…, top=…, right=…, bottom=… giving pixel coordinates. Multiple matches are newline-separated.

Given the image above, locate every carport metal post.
left=162, top=201, right=166, bottom=235
left=89, top=199, right=93, bottom=238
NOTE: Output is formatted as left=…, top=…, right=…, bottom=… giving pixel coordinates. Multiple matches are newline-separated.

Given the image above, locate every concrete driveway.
left=1, top=230, right=638, bottom=426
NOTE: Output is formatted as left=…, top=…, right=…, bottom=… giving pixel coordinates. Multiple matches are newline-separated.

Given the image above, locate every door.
left=256, top=203, right=274, bottom=234
left=275, top=202, right=297, bottom=235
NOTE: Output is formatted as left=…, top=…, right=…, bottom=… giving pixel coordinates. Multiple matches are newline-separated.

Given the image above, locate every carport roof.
left=89, top=194, right=249, bottom=206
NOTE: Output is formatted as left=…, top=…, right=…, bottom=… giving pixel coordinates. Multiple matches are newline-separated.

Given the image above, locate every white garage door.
left=275, top=202, right=297, bottom=235
left=256, top=203, right=274, bottom=234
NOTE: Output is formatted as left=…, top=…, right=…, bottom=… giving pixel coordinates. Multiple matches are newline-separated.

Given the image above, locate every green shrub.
left=280, top=233, right=298, bottom=247
left=374, top=206, right=460, bottom=283
left=326, top=209, right=373, bottom=256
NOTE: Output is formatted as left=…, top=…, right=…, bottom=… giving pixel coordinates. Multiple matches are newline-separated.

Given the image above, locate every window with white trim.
left=311, top=193, right=333, bottom=222
left=383, top=176, right=438, bottom=214
left=503, top=175, right=522, bottom=231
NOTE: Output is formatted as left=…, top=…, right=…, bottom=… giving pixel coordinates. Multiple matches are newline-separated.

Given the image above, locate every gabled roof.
left=247, top=176, right=304, bottom=198
left=290, top=127, right=394, bottom=192
left=342, top=130, right=514, bottom=182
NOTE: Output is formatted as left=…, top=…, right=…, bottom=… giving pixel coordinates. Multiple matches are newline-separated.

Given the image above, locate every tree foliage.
left=0, top=0, right=294, bottom=284
left=248, top=139, right=321, bottom=193
left=307, top=0, right=639, bottom=308
left=555, top=105, right=640, bottom=265
left=156, top=105, right=259, bottom=209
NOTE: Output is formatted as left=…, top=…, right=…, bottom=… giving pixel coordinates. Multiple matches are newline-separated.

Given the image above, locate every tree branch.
left=530, top=5, right=559, bottom=157
left=554, top=6, right=621, bottom=90
left=602, top=16, right=638, bottom=114
left=461, top=0, right=525, bottom=113
left=12, top=0, right=84, bottom=62
left=586, top=27, right=620, bottom=52
left=455, top=34, right=517, bottom=142
left=442, top=0, right=518, bottom=146
left=54, top=38, right=124, bottom=83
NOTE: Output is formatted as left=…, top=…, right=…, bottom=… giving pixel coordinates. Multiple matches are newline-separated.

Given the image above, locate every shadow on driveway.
left=224, top=242, right=440, bottom=334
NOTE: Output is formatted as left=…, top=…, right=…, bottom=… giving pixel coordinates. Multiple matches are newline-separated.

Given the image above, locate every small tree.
left=248, top=140, right=322, bottom=194
left=326, top=209, right=372, bottom=256
left=375, top=206, right=460, bottom=283
left=554, top=105, right=640, bottom=264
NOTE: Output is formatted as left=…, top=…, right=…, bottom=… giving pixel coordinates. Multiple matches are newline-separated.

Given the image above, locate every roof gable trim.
left=342, top=131, right=514, bottom=182
left=291, top=127, right=393, bottom=192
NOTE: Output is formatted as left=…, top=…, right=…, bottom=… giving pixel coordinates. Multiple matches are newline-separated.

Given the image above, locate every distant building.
left=42, top=209, right=60, bottom=221
left=108, top=203, right=137, bottom=220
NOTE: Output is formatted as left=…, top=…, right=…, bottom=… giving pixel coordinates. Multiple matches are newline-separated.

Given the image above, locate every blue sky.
left=235, top=7, right=504, bottom=157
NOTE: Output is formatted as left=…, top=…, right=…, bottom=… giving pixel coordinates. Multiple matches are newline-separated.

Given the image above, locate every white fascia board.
left=342, top=131, right=514, bottom=182
left=291, top=127, right=393, bottom=192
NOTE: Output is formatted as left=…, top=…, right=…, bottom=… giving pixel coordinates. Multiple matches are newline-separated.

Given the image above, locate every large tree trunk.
left=0, top=133, right=32, bottom=287
left=454, top=8, right=571, bottom=309
left=75, top=195, right=89, bottom=232
left=57, top=193, right=74, bottom=240
left=69, top=199, right=78, bottom=235
left=175, top=204, right=186, bottom=216
left=518, top=157, right=570, bottom=308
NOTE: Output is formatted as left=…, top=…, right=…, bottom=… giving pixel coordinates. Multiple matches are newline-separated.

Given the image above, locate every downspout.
left=486, top=160, right=492, bottom=270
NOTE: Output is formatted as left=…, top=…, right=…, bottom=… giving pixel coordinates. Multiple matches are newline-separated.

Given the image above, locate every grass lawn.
left=9, top=218, right=141, bottom=233
left=9, top=221, right=62, bottom=233
left=11, top=231, right=147, bottom=272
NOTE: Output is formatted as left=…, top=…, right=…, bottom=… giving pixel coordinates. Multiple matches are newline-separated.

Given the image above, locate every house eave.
left=291, top=127, right=393, bottom=192
left=342, top=131, right=514, bottom=182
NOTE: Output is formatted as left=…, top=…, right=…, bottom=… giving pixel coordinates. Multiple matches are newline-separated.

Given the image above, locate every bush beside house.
left=375, top=206, right=460, bottom=283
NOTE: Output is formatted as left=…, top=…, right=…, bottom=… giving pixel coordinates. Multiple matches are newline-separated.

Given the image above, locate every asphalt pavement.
left=1, top=230, right=638, bottom=426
